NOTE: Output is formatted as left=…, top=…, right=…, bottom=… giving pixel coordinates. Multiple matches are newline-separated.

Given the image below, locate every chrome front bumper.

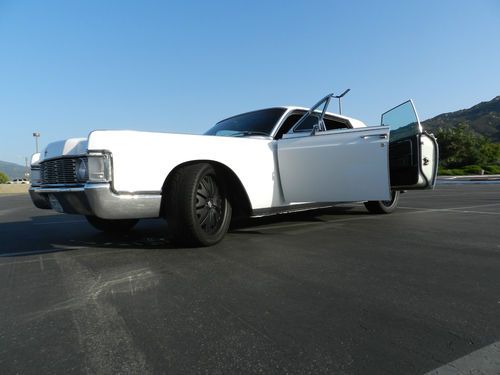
left=29, top=183, right=162, bottom=219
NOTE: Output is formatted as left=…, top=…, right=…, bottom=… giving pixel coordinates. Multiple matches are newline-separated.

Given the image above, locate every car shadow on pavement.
left=0, top=215, right=177, bottom=257
left=230, top=204, right=366, bottom=230
left=0, top=205, right=365, bottom=257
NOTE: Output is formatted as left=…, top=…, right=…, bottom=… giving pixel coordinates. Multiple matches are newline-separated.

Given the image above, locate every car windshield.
left=205, top=108, right=286, bottom=137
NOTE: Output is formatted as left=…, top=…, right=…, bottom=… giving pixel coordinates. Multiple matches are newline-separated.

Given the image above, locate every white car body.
left=29, top=94, right=438, bottom=245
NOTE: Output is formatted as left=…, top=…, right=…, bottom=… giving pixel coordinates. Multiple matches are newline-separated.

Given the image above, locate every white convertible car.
left=29, top=93, right=438, bottom=246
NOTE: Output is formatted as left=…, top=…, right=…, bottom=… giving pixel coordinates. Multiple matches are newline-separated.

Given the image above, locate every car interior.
left=274, top=111, right=351, bottom=139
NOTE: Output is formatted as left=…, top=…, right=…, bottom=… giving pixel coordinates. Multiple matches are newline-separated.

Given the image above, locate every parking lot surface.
left=1, top=184, right=499, bottom=374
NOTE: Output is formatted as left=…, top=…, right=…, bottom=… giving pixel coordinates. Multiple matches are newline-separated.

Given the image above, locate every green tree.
left=435, top=123, right=499, bottom=168
left=0, top=171, right=9, bottom=184
left=479, top=142, right=500, bottom=165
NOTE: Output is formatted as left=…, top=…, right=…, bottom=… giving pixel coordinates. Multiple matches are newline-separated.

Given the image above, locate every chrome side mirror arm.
left=310, top=124, right=320, bottom=136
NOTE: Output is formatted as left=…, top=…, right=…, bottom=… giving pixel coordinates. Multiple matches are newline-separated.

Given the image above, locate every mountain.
left=0, top=160, right=27, bottom=180
left=422, top=96, right=500, bottom=142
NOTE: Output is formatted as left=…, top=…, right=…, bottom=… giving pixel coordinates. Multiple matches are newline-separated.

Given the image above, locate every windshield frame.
left=288, top=93, right=334, bottom=133
left=205, top=108, right=287, bottom=138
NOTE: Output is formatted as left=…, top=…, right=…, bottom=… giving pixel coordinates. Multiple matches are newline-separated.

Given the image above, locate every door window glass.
left=381, top=101, right=421, bottom=142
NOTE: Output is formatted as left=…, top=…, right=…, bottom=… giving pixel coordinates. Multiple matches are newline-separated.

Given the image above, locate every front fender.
left=87, top=131, right=278, bottom=210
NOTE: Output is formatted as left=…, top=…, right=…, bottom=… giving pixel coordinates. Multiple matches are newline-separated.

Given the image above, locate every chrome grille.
left=40, top=158, right=80, bottom=185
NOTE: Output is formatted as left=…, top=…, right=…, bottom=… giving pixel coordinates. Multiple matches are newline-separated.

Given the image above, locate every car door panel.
left=277, top=127, right=391, bottom=203
left=382, top=100, right=439, bottom=189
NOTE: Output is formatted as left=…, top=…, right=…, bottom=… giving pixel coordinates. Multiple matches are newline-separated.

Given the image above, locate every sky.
left=0, top=0, right=499, bottom=165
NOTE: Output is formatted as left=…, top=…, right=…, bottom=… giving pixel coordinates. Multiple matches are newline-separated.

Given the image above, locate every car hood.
left=41, top=138, right=88, bottom=161
left=40, top=131, right=271, bottom=162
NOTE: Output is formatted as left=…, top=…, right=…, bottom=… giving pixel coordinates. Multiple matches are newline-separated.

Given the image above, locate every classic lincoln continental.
left=29, top=93, right=438, bottom=246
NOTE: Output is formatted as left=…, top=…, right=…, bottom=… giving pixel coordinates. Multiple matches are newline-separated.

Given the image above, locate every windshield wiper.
left=231, top=131, right=270, bottom=137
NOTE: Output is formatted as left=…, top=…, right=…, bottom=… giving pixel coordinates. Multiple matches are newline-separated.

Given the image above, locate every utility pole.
left=33, top=132, right=40, bottom=153
left=24, top=157, right=29, bottom=179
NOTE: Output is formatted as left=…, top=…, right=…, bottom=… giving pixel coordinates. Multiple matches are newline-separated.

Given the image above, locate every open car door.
left=383, top=100, right=439, bottom=189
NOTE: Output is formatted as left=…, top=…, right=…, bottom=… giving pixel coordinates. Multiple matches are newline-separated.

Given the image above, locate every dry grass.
left=0, top=184, right=30, bottom=194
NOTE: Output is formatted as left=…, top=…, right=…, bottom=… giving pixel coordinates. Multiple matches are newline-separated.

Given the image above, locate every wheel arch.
left=160, top=160, right=252, bottom=219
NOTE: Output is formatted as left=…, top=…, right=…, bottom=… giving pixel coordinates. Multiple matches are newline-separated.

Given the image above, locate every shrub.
left=483, top=165, right=500, bottom=174
left=0, top=171, right=9, bottom=184
left=438, top=167, right=453, bottom=176
left=438, top=168, right=466, bottom=176
left=462, top=165, right=483, bottom=174
left=438, top=164, right=500, bottom=176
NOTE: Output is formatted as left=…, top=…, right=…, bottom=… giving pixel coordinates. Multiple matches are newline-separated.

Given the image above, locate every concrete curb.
left=437, top=175, right=500, bottom=184
left=437, top=174, right=500, bottom=181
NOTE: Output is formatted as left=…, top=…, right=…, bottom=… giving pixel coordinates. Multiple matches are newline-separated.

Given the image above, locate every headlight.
left=30, top=152, right=42, bottom=185
left=87, top=153, right=111, bottom=182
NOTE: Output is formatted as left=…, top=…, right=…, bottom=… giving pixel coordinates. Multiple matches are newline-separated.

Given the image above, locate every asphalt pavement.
left=1, top=184, right=499, bottom=374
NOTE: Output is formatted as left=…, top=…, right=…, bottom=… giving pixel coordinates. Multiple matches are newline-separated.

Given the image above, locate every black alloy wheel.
left=166, top=163, right=232, bottom=246
left=195, top=174, right=225, bottom=235
left=364, top=190, right=400, bottom=214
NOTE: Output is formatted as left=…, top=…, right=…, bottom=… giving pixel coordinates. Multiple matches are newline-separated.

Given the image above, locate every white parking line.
left=398, top=202, right=500, bottom=215
left=33, top=220, right=87, bottom=225
left=402, top=202, right=500, bottom=210
left=424, top=341, right=500, bottom=374
left=0, top=245, right=86, bottom=258
left=238, top=202, right=500, bottom=233
left=0, top=249, right=60, bottom=257
left=0, top=248, right=135, bottom=266
left=398, top=207, right=500, bottom=216
left=446, top=210, right=500, bottom=215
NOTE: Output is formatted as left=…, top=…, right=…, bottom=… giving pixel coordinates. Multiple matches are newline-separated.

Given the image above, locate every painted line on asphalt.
left=413, top=191, right=500, bottom=196
left=446, top=209, right=500, bottom=215
left=33, top=220, right=87, bottom=225
left=239, top=202, right=500, bottom=233
left=440, top=202, right=500, bottom=210
left=0, top=248, right=63, bottom=257
left=399, top=202, right=500, bottom=214
left=398, top=207, right=500, bottom=216
left=0, top=248, right=140, bottom=267
left=0, top=245, right=86, bottom=258
left=424, top=341, right=500, bottom=374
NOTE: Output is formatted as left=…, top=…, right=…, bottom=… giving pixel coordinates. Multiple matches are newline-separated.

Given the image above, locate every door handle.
left=360, top=134, right=388, bottom=139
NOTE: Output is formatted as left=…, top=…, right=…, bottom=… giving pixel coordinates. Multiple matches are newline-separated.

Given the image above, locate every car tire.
left=85, top=216, right=139, bottom=233
left=364, top=190, right=400, bottom=214
left=166, top=163, right=232, bottom=247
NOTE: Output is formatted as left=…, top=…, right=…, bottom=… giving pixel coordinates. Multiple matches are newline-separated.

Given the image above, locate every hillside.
left=422, top=96, right=500, bottom=142
left=0, top=160, right=27, bottom=180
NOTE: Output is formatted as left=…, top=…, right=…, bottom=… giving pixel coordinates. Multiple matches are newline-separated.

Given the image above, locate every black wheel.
left=364, top=190, right=400, bottom=214
left=85, top=216, right=139, bottom=233
left=165, top=163, right=232, bottom=247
